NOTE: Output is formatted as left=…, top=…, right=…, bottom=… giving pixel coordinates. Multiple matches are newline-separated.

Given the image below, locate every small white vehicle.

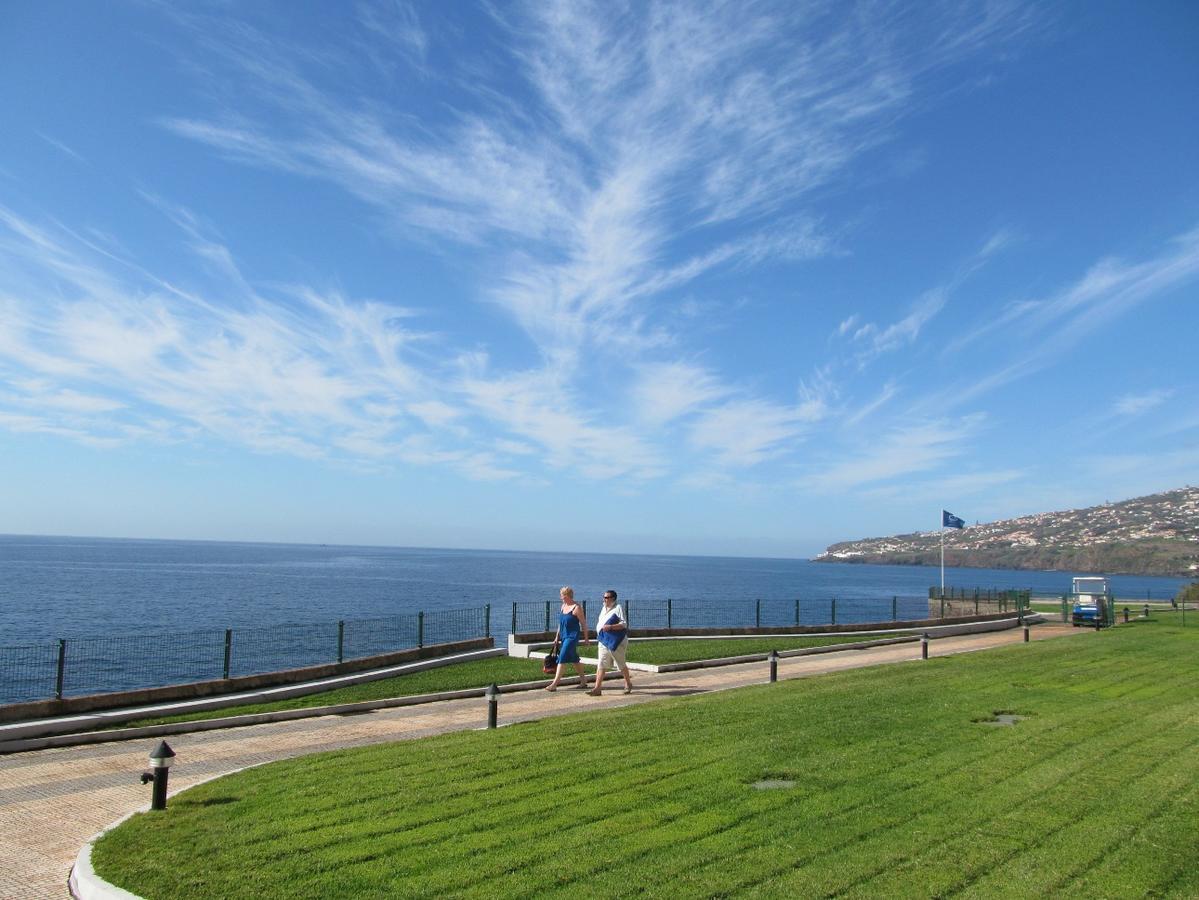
left=1071, top=576, right=1110, bottom=627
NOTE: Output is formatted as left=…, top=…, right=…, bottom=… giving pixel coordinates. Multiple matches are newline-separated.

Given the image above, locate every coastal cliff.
left=815, top=487, right=1199, bottom=577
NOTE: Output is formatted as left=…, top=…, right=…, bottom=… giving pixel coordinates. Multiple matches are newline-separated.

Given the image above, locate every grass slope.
left=93, top=622, right=1199, bottom=898
left=117, top=635, right=882, bottom=728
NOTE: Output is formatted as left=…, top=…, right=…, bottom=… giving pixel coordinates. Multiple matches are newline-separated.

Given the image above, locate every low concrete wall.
left=0, top=636, right=494, bottom=723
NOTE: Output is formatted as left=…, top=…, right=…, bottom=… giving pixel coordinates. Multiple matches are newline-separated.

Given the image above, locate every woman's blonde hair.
left=560, top=586, right=574, bottom=599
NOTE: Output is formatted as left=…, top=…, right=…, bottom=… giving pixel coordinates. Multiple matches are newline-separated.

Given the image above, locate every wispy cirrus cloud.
left=1113, top=389, right=1173, bottom=417
left=0, top=208, right=509, bottom=473
left=160, top=0, right=1038, bottom=374
left=837, top=228, right=1016, bottom=366
left=1, top=2, right=1052, bottom=493
left=931, top=225, right=1199, bottom=410
left=799, top=415, right=986, bottom=492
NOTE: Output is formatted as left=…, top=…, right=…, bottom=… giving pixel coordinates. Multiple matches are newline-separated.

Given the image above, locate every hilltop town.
left=815, top=487, right=1199, bottom=577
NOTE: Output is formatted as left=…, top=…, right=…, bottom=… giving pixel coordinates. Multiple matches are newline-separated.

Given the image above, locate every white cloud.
left=161, top=1, right=1036, bottom=367
left=844, top=381, right=897, bottom=426
left=933, top=226, right=1199, bottom=410
left=688, top=398, right=805, bottom=467
left=801, top=416, right=985, bottom=491
left=631, top=362, right=731, bottom=426
left=1113, top=389, right=1173, bottom=417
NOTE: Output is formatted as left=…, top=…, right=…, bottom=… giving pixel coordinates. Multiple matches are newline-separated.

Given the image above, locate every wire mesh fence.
left=511, top=593, right=1010, bottom=635
left=0, top=605, right=492, bottom=706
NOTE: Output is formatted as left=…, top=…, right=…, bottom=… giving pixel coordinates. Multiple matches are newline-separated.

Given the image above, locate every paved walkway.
left=0, top=624, right=1081, bottom=899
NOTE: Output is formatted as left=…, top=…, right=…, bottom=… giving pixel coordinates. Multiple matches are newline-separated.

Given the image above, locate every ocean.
left=1, top=534, right=1190, bottom=644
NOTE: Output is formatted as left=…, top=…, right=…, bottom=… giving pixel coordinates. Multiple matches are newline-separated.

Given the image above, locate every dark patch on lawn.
left=196, top=796, right=238, bottom=807
left=973, top=709, right=1028, bottom=726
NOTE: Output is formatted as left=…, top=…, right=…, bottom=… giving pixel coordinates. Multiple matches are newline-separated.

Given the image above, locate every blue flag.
left=942, top=510, right=965, bottom=529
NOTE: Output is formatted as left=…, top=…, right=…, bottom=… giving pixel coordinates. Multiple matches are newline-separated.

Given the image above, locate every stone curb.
left=70, top=764, right=269, bottom=900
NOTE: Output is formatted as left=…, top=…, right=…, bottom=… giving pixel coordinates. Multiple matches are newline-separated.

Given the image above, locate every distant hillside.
left=815, top=487, right=1199, bottom=577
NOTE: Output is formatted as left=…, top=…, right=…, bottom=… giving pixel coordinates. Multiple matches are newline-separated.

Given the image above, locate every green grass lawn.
left=115, top=635, right=883, bottom=729
left=93, top=621, right=1198, bottom=898
left=627, top=633, right=907, bottom=665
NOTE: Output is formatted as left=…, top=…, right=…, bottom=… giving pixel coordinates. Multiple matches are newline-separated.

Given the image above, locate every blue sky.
left=0, top=1, right=1196, bottom=558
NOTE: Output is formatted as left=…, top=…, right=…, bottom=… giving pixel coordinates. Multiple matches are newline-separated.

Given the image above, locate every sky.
left=0, top=1, right=1196, bottom=558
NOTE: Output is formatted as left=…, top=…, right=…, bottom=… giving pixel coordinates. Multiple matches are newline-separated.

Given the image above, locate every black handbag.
left=541, top=640, right=560, bottom=674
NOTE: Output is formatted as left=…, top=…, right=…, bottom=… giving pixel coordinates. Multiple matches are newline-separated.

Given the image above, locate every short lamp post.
left=140, top=741, right=176, bottom=811
left=921, top=633, right=930, bottom=660
left=768, top=650, right=779, bottom=683
left=485, top=682, right=500, bottom=729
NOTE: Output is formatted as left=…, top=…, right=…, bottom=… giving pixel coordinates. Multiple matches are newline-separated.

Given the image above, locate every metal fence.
left=509, top=593, right=1018, bottom=636
left=0, top=605, right=491, bottom=706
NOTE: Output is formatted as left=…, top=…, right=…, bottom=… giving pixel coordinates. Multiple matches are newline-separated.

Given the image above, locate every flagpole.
left=940, top=517, right=945, bottom=600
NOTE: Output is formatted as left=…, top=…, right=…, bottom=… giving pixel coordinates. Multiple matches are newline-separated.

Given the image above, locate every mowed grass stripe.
left=400, top=651, right=1179, bottom=896
left=164, top=647, right=1155, bottom=896
left=784, top=692, right=1199, bottom=896
left=110, top=647, right=1103, bottom=896
left=520, top=647, right=1194, bottom=896
left=957, top=753, right=1199, bottom=898
left=93, top=625, right=1199, bottom=899
left=208, top=715, right=754, bottom=870
left=852, top=729, right=1199, bottom=898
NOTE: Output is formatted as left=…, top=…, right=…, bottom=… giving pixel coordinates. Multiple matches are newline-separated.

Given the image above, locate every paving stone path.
left=0, top=624, right=1080, bottom=899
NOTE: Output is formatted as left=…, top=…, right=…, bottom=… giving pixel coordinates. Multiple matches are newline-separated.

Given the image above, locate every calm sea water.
left=0, top=534, right=1190, bottom=645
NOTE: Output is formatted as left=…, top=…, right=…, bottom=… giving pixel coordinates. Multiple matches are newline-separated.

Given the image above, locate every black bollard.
left=1123, top=607, right=1129, bottom=624
left=769, top=650, right=779, bottom=683
left=1023, top=625, right=1030, bottom=643
left=921, top=633, right=929, bottom=660
left=485, top=682, right=499, bottom=729
left=143, top=741, right=175, bottom=811
left=1143, top=604, right=1150, bottom=619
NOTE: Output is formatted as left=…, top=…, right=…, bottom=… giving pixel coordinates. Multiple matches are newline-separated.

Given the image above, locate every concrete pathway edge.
left=70, top=835, right=140, bottom=900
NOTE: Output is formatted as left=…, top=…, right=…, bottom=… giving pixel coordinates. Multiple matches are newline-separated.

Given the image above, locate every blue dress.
left=557, top=607, right=581, bottom=664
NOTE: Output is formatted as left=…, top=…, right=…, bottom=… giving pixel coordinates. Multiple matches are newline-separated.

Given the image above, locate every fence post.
left=55, top=639, right=66, bottom=701
left=795, top=597, right=800, bottom=626
left=337, top=621, right=344, bottom=663
left=511, top=602, right=517, bottom=636
left=667, top=598, right=672, bottom=630
left=485, top=604, right=491, bottom=638
left=892, top=596, right=897, bottom=621
left=626, top=598, right=631, bottom=627
left=755, top=599, right=761, bottom=629
left=940, top=596, right=945, bottom=619
left=975, top=597, right=979, bottom=616
left=418, top=611, right=424, bottom=648
left=831, top=598, right=837, bottom=626
left=545, top=601, right=551, bottom=633
left=223, top=629, right=233, bottom=679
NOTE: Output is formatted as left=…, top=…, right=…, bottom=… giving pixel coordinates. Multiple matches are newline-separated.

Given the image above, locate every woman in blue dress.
left=544, top=586, right=590, bottom=691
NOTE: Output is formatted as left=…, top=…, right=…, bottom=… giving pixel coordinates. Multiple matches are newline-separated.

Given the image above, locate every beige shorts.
left=597, top=639, right=628, bottom=670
